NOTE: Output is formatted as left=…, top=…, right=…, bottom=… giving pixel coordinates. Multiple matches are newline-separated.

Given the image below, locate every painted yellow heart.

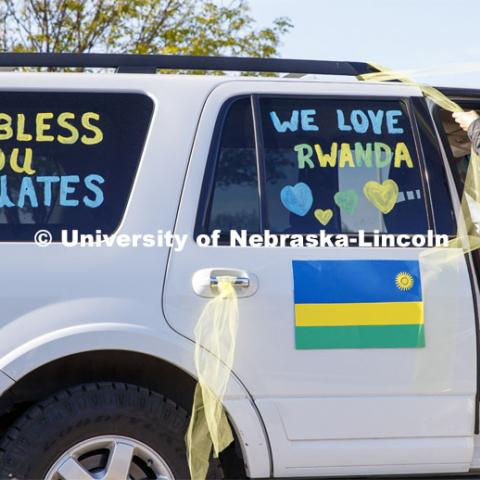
left=314, top=208, right=333, bottom=226
left=363, top=179, right=399, bottom=214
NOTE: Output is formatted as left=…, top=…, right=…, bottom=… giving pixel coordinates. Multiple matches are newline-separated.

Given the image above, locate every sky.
left=249, top=0, right=480, bottom=87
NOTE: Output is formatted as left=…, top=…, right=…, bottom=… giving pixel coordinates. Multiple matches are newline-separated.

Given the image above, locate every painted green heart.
left=334, top=189, right=359, bottom=215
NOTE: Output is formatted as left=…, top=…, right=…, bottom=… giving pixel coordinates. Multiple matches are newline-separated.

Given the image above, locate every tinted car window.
left=260, top=97, right=429, bottom=234
left=207, top=97, right=260, bottom=233
left=414, top=101, right=455, bottom=235
left=0, top=92, right=153, bottom=241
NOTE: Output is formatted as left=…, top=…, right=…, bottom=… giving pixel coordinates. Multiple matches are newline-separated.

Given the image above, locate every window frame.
left=196, top=93, right=448, bottom=245
left=194, top=95, right=261, bottom=239
left=411, top=97, right=457, bottom=235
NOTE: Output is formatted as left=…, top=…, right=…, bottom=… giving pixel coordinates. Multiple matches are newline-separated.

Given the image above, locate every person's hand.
left=453, top=110, right=480, bottom=132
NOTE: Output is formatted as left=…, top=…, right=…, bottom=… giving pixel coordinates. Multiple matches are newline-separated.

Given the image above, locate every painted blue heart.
left=280, top=182, right=313, bottom=217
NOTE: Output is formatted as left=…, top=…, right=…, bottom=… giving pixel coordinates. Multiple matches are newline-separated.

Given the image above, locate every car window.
left=0, top=91, right=153, bottom=241
left=260, top=97, right=429, bottom=234
left=436, top=107, right=472, bottom=187
left=206, top=97, right=260, bottom=233
left=412, top=100, right=455, bottom=235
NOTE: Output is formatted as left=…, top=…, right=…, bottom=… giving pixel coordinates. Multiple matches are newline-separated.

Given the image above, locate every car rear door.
left=164, top=80, right=477, bottom=477
left=431, top=88, right=480, bottom=442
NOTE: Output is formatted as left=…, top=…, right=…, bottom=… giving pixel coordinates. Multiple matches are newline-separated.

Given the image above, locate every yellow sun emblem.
left=395, top=272, right=414, bottom=291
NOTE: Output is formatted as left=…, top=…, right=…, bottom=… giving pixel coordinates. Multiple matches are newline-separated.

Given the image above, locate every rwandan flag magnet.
left=292, top=260, right=425, bottom=349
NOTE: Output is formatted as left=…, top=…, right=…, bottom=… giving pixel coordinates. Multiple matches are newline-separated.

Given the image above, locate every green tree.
left=1, top=0, right=291, bottom=60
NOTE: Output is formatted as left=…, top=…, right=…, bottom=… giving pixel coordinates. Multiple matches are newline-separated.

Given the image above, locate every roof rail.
left=0, top=52, right=376, bottom=75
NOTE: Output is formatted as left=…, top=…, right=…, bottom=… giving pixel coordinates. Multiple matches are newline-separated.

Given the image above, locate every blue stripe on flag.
left=292, top=260, right=422, bottom=304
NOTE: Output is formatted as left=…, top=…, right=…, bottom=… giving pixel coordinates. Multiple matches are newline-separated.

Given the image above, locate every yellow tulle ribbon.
left=360, top=63, right=480, bottom=258
left=186, top=277, right=239, bottom=480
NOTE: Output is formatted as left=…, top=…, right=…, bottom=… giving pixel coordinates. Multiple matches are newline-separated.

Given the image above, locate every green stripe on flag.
left=295, top=324, right=425, bottom=349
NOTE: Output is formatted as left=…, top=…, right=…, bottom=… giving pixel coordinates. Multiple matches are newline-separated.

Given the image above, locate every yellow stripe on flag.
left=295, top=302, right=424, bottom=327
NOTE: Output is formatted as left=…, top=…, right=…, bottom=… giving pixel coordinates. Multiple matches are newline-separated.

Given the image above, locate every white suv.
left=0, top=53, right=478, bottom=479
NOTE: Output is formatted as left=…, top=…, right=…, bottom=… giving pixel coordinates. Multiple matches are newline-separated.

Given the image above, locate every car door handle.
left=192, top=268, right=258, bottom=298
left=210, top=275, right=250, bottom=289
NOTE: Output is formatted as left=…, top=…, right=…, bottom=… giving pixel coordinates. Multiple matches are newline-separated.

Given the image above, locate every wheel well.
left=0, top=350, right=246, bottom=477
left=0, top=350, right=196, bottom=435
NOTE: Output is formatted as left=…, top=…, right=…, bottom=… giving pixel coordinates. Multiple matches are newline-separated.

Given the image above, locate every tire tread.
left=0, top=382, right=198, bottom=480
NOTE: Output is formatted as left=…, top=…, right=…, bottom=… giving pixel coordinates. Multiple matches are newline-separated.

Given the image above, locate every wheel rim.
left=45, top=435, right=175, bottom=480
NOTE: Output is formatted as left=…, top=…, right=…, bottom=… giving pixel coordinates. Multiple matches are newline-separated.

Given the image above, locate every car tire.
left=0, top=382, right=217, bottom=479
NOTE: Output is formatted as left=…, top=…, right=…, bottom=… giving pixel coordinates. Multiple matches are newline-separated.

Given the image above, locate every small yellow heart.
left=363, top=179, right=399, bottom=214
left=314, top=208, right=333, bottom=226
